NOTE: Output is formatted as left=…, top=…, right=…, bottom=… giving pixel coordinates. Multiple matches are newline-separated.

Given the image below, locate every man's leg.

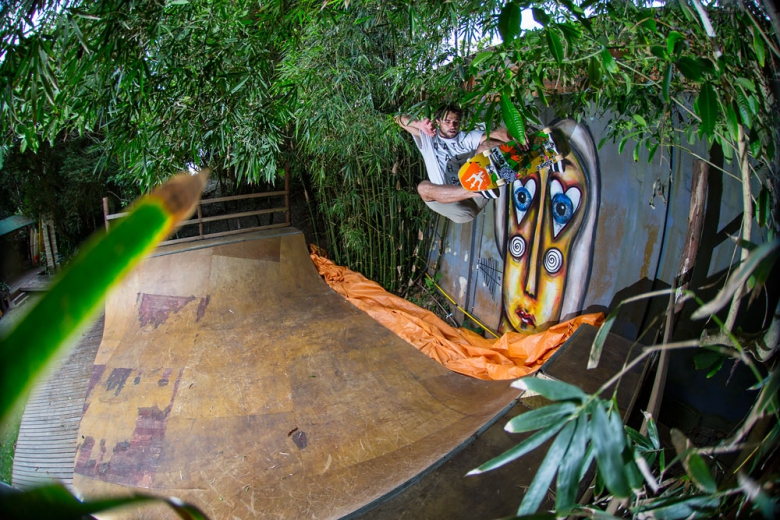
left=417, top=180, right=479, bottom=204
left=423, top=198, right=489, bottom=224
left=417, top=181, right=493, bottom=224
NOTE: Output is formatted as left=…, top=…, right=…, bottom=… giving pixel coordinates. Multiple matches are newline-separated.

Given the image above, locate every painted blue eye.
left=512, top=178, right=536, bottom=226
left=551, top=193, right=574, bottom=225
left=514, top=187, right=533, bottom=211
left=549, top=180, right=581, bottom=238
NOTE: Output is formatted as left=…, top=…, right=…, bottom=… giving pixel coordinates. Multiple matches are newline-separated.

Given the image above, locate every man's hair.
left=434, top=104, right=463, bottom=121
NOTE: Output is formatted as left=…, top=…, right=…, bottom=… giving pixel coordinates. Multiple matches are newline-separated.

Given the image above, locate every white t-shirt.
left=413, top=128, right=484, bottom=186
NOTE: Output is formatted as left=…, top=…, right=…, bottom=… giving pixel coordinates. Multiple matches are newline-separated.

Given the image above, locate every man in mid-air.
left=395, top=104, right=512, bottom=223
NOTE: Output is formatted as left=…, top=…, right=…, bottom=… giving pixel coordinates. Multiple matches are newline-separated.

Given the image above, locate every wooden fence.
left=102, top=170, right=290, bottom=245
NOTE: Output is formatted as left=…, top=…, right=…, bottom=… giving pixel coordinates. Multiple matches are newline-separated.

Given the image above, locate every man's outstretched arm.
left=480, top=126, right=512, bottom=144
left=395, top=115, right=436, bottom=138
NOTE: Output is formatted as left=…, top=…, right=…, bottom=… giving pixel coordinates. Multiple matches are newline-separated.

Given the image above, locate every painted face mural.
left=496, top=119, right=601, bottom=333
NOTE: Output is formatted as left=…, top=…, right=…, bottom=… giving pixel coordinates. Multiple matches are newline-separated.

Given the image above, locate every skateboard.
left=458, top=128, right=563, bottom=192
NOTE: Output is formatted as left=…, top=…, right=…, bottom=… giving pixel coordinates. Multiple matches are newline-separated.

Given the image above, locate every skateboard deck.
left=458, top=128, right=563, bottom=192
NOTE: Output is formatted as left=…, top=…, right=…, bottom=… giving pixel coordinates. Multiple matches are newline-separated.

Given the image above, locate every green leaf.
left=505, top=402, right=579, bottom=433
left=632, top=142, right=640, bottom=162
left=499, top=2, right=522, bottom=44
left=692, top=237, right=780, bottom=319
left=694, top=82, right=718, bottom=138
left=661, top=63, right=672, bottom=103
left=735, top=77, right=756, bottom=93
left=601, top=46, right=618, bottom=74
left=470, top=50, right=493, bottom=70
left=675, top=56, right=702, bottom=82
left=633, top=114, right=647, bottom=127
left=555, top=413, right=588, bottom=515
left=591, top=403, right=630, bottom=497
left=726, top=102, right=740, bottom=143
left=753, top=29, right=766, bottom=67
left=616, top=136, right=627, bottom=155
left=650, top=45, right=668, bottom=60
left=511, top=376, right=588, bottom=402
left=588, top=58, right=603, bottom=88
left=694, top=350, right=726, bottom=378
left=666, top=31, right=685, bottom=55
left=647, top=142, right=659, bottom=164
left=625, top=426, right=654, bottom=451
left=0, top=480, right=207, bottom=520
left=757, top=187, right=770, bottom=227
left=546, top=28, right=564, bottom=65
left=532, top=7, right=551, bottom=27
left=557, top=22, right=582, bottom=47
left=687, top=452, right=717, bottom=493
left=500, top=93, right=527, bottom=145
left=637, top=495, right=719, bottom=517
left=641, top=17, right=657, bottom=33
left=518, top=420, right=577, bottom=515
left=468, top=421, right=566, bottom=475
left=735, top=87, right=754, bottom=128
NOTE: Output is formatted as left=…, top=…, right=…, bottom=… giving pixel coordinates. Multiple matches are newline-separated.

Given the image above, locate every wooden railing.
left=102, top=169, right=290, bottom=246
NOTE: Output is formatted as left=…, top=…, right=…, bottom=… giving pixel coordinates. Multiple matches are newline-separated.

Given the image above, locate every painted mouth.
left=516, top=309, right=536, bottom=328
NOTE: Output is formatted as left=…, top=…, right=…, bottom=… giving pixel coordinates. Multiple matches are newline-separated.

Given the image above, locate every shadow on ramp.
left=73, top=228, right=520, bottom=518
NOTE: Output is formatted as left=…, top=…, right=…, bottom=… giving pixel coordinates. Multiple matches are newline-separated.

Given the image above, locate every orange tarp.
left=310, top=247, right=604, bottom=381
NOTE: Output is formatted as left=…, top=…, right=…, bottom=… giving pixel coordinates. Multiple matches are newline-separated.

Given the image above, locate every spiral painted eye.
left=549, top=180, right=581, bottom=237
left=544, top=248, right=564, bottom=274
left=509, top=235, right=526, bottom=259
left=512, top=178, right=536, bottom=223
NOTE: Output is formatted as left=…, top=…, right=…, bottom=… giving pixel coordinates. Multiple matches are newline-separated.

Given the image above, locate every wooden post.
left=674, top=160, right=709, bottom=314
left=197, top=204, right=204, bottom=239
left=102, top=197, right=110, bottom=231
left=284, top=165, right=290, bottom=226
left=642, top=159, right=709, bottom=435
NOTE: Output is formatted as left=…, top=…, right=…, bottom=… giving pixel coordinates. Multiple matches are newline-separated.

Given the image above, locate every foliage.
left=472, top=368, right=778, bottom=518
left=0, top=0, right=292, bottom=187
left=0, top=134, right=138, bottom=254
left=463, top=0, right=777, bottom=187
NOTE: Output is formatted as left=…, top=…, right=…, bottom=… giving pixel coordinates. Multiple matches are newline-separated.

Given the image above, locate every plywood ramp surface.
left=73, top=228, right=520, bottom=519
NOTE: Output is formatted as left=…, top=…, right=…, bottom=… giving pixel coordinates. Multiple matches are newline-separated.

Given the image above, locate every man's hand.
left=419, top=118, right=436, bottom=137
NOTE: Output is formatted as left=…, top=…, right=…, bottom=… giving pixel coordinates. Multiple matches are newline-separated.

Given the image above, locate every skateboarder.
left=395, top=105, right=513, bottom=223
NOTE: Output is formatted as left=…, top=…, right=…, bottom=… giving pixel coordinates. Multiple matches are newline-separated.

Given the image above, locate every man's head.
left=434, top=104, right=463, bottom=139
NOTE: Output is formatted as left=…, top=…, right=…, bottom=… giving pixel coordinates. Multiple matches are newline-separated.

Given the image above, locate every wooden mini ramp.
left=73, top=228, right=520, bottom=519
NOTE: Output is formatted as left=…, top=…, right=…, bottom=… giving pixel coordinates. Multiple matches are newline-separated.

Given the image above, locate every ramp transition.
left=71, top=228, right=521, bottom=518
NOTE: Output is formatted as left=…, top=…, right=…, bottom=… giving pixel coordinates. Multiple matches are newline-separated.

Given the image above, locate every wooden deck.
left=11, top=314, right=104, bottom=490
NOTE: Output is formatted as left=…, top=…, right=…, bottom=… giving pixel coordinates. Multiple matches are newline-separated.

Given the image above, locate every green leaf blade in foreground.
left=0, top=483, right=209, bottom=520
left=518, top=420, right=576, bottom=515
left=0, top=201, right=171, bottom=425
left=511, top=376, right=588, bottom=402
left=505, top=401, right=578, bottom=433
left=500, top=93, right=527, bottom=145
left=468, top=421, right=566, bottom=475
left=591, top=403, right=630, bottom=498
left=0, top=171, right=208, bottom=426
